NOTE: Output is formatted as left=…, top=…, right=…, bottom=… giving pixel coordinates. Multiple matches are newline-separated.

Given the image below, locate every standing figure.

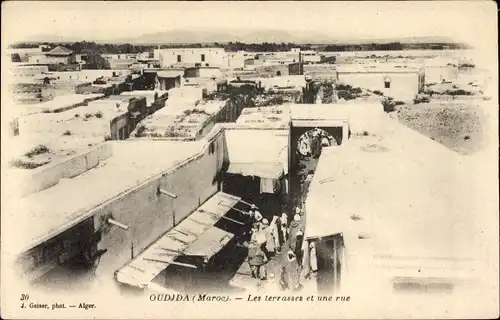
left=310, top=130, right=318, bottom=157
left=298, top=139, right=309, bottom=157
left=294, top=230, right=305, bottom=267
left=306, top=131, right=314, bottom=156
left=255, top=220, right=271, bottom=260
left=247, top=238, right=268, bottom=280
left=279, top=212, right=289, bottom=245
left=288, top=214, right=302, bottom=253
left=251, top=204, right=263, bottom=223
left=261, top=218, right=276, bottom=257
left=321, top=135, right=330, bottom=148
left=280, top=251, right=302, bottom=291
left=269, top=215, right=281, bottom=253
left=309, top=241, right=318, bottom=273
left=295, top=206, right=303, bottom=217
left=313, top=129, right=322, bottom=158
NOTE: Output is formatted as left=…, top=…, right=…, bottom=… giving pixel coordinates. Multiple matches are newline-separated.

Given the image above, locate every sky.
left=1, top=1, right=497, bottom=48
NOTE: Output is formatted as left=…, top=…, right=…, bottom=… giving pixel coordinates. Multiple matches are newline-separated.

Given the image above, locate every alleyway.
left=229, top=148, right=322, bottom=293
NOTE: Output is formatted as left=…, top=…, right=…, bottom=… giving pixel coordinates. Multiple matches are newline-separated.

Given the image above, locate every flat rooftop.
left=236, top=106, right=289, bottom=126
left=19, top=98, right=129, bottom=138
left=305, top=115, right=494, bottom=286
left=288, top=102, right=384, bottom=127
left=336, top=63, right=423, bottom=73
left=257, top=75, right=307, bottom=89
left=5, top=140, right=205, bottom=257
left=12, top=94, right=104, bottom=116
left=47, top=70, right=131, bottom=81
left=120, top=90, right=169, bottom=106
left=131, top=99, right=226, bottom=138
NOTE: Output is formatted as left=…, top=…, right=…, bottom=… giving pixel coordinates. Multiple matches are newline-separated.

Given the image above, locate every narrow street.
left=228, top=137, right=323, bottom=293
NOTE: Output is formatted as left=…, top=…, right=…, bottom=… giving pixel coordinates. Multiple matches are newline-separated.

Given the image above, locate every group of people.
left=298, top=128, right=335, bottom=159
left=243, top=204, right=277, bottom=281
left=244, top=204, right=317, bottom=292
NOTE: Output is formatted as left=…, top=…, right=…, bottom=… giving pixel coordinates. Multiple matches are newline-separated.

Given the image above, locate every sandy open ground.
left=393, top=99, right=491, bottom=155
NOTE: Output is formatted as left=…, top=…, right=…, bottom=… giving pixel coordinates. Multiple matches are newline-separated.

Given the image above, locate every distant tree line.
left=10, top=41, right=158, bottom=54
left=69, top=42, right=155, bottom=54
left=324, top=42, right=404, bottom=52
left=10, top=41, right=313, bottom=53
left=10, top=40, right=471, bottom=54
left=82, top=51, right=111, bottom=70
left=323, top=42, right=471, bottom=51
left=222, top=42, right=312, bottom=52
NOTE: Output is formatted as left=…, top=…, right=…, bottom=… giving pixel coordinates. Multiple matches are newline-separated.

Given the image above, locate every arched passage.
left=291, top=125, right=344, bottom=169
left=289, top=123, right=346, bottom=207
left=296, top=128, right=338, bottom=158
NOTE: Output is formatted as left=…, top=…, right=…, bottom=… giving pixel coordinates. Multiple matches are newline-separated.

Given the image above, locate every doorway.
left=309, top=234, right=344, bottom=294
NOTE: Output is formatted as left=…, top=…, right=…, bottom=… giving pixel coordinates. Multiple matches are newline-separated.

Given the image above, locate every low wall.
left=150, top=97, right=168, bottom=115
left=17, top=143, right=113, bottom=197
left=128, top=99, right=241, bottom=141
left=75, top=83, right=95, bottom=94
left=50, top=94, right=104, bottom=113
left=92, top=130, right=226, bottom=278
left=110, top=113, right=130, bottom=140
left=256, top=64, right=290, bottom=77
left=221, top=96, right=251, bottom=122
left=193, top=102, right=231, bottom=139
left=338, top=72, right=420, bottom=101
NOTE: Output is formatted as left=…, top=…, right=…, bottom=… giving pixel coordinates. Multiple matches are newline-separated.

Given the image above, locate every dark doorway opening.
left=221, top=174, right=261, bottom=206
left=308, top=234, right=344, bottom=294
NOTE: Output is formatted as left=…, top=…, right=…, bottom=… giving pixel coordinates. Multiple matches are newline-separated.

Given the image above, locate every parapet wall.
left=16, top=143, right=113, bottom=197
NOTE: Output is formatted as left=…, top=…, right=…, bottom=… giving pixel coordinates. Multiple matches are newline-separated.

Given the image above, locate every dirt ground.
left=392, top=100, right=487, bottom=155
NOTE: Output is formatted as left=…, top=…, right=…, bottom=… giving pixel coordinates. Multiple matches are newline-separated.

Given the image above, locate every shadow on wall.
left=92, top=130, right=227, bottom=278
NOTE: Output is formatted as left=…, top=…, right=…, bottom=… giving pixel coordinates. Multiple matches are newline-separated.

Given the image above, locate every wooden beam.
left=143, top=258, right=197, bottom=269
left=238, top=199, right=258, bottom=208
left=218, top=202, right=250, bottom=215
left=108, top=218, right=129, bottom=231
left=203, top=209, right=246, bottom=225
left=158, top=188, right=178, bottom=199
left=220, top=215, right=245, bottom=225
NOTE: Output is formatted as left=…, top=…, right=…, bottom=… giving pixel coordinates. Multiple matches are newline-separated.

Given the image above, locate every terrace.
left=6, top=140, right=205, bottom=258
left=11, top=93, right=105, bottom=116
left=236, top=106, right=289, bottom=127
left=305, top=117, right=494, bottom=297
left=130, top=99, right=228, bottom=139
left=8, top=99, right=132, bottom=171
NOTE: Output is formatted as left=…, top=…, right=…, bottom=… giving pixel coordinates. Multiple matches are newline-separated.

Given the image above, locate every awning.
left=224, top=129, right=289, bottom=177
left=226, top=162, right=284, bottom=180
left=115, top=192, right=241, bottom=289
left=184, top=227, right=233, bottom=258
